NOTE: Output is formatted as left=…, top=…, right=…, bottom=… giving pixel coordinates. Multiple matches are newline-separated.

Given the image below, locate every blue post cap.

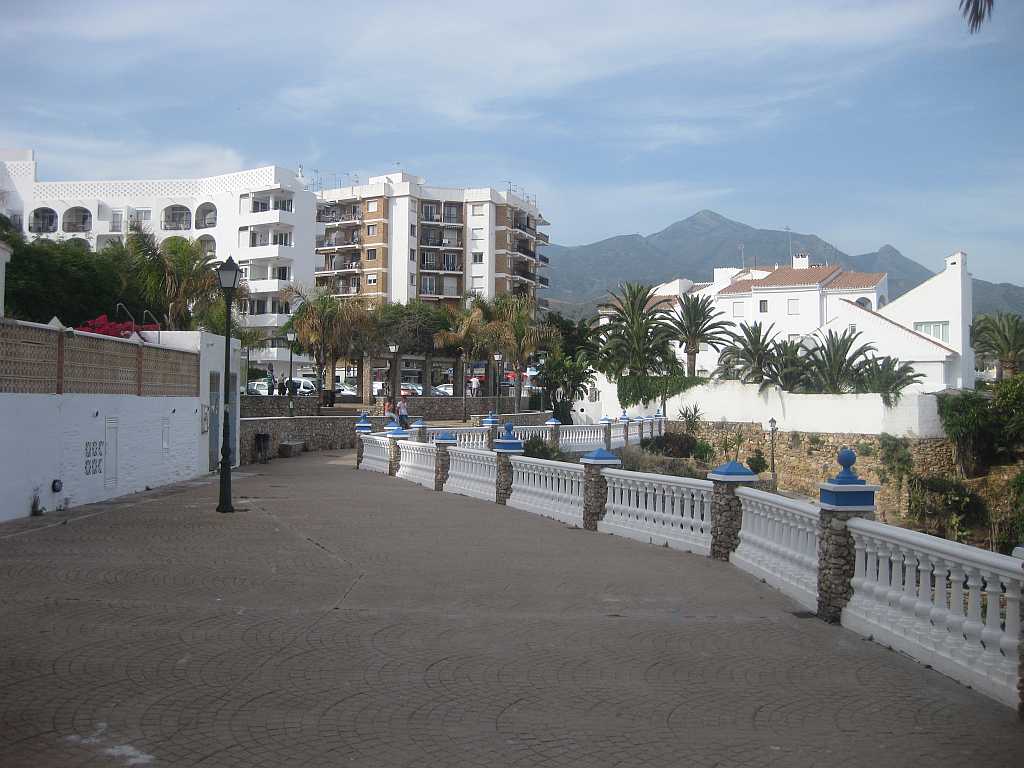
left=619, top=409, right=630, bottom=422
left=481, top=411, right=500, bottom=426
left=708, top=460, right=758, bottom=482
left=494, top=422, right=524, bottom=453
left=388, top=427, right=410, bottom=439
left=383, top=417, right=400, bottom=433
left=354, top=414, right=373, bottom=433
left=580, top=448, right=622, bottom=465
left=433, top=430, right=458, bottom=444
left=599, top=415, right=613, bottom=424
left=655, top=408, right=663, bottom=418
left=412, top=417, right=426, bottom=428
left=545, top=417, right=561, bottom=426
left=820, top=447, right=878, bottom=511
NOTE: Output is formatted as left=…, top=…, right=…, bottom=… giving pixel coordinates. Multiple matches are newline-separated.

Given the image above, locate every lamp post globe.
left=387, top=343, right=399, bottom=398
left=215, top=256, right=241, bottom=513
left=492, top=352, right=503, bottom=398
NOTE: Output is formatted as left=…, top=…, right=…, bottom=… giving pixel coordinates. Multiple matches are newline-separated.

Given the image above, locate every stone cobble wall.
left=817, top=508, right=873, bottom=623
left=240, top=395, right=320, bottom=418
left=368, top=396, right=528, bottom=420
left=667, top=420, right=955, bottom=521
left=239, top=415, right=389, bottom=464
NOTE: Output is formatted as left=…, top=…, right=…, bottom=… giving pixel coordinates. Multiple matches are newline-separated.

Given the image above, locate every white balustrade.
left=396, top=440, right=437, bottom=490
left=359, top=434, right=390, bottom=474
left=627, top=420, right=642, bottom=445
left=610, top=422, right=626, bottom=449
left=512, top=425, right=550, bottom=442
left=559, top=424, right=605, bottom=453
left=843, top=518, right=1024, bottom=708
left=426, top=426, right=489, bottom=449
left=508, top=456, right=585, bottom=526
left=599, top=468, right=714, bottom=555
left=733, top=487, right=820, bottom=612
left=444, top=447, right=497, bottom=502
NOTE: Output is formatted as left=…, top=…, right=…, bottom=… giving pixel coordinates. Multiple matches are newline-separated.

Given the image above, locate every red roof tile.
left=825, top=271, right=886, bottom=290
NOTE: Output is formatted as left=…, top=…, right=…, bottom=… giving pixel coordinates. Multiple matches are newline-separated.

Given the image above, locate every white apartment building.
left=314, top=172, right=550, bottom=308
left=0, top=149, right=317, bottom=373
left=650, top=251, right=974, bottom=392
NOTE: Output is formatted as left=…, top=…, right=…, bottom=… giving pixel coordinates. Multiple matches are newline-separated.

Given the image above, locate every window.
left=367, top=224, right=377, bottom=236
left=471, top=275, right=484, bottom=290
left=410, top=249, right=416, bottom=262
left=759, top=299, right=768, bottom=313
left=410, top=274, right=416, bottom=286
left=276, top=266, right=289, bottom=280
left=367, top=200, right=378, bottom=213
left=472, top=203, right=485, bottom=215
left=271, top=231, right=291, bottom=246
left=787, top=299, right=799, bottom=315
left=443, top=276, right=458, bottom=296
left=421, top=275, right=437, bottom=295
left=848, top=324, right=857, bottom=334
left=914, top=321, right=949, bottom=342
left=472, top=252, right=484, bottom=264
left=110, top=210, right=124, bottom=233
left=366, top=273, right=378, bottom=286
left=471, top=227, right=484, bottom=242
left=732, top=302, right=744, bottom=318
left=366, top=248, right=377, bottom=260
left=410, top=224, right=416, bottom=236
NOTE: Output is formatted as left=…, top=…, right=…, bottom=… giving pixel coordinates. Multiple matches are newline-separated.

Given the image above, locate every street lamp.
left=286, top=331, right=297, bottom=413
left=768, top=417, right=778, bottom=477
left=493, top=352, right=503, bottom=399
left=216, top=256, right=241, bottom=514
left=388, top=343, right=399, bottom=399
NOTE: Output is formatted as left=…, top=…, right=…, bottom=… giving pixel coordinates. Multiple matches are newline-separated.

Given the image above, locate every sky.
left=2, top=0, right=1023, bottom=283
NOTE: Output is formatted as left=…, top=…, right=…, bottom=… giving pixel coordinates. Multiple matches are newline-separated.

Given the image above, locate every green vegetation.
left=522, top=435, right=564, bottom=462
left=665, top=293, right=733, bottom=377
left=907, top=475, right=986, bottom=543
left=878, top=433, right=914, bottom=498
left=973, top=312, right=1023, bottom=379
left=620, top=446, right=703, bottom=479
left=746, top=449, right=769, bottom=475
left=677, top=403, right=703, bottom=434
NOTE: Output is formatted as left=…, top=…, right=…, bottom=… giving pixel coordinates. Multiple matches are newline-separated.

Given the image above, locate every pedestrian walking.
left=277, top=378, right=286, bottom=396
left=470, top=375, right=480, bottom=397
left=398, top=395, right=410, bottom=429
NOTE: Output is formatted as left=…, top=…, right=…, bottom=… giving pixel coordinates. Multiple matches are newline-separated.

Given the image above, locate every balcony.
left=419, top=237, right=463, bottom=249
left=239, top=312, right=292, bottom=329
left=247, top=208, right=295, bottom=227
left=538, top=275, right=550, bottom=288
left=239, top=244, right=293, bottom=261
left=536, top=231, right=549, bottom=244
left=317, top=257, right=360, bottom=273
left=248, top=346, right=307, bottom=365
left=538, top=253, right=549, bottom=264
left=513, top=267, right=537, bottom=283
left=419, top=256, right=462, bottom=272
left=515, top=243, right=536, bottom=259
left=244, top=278, right=292, bottom=294
left=317, top=234, right=361, bottom=250
left=319, top=211, right=362, bottom=225
left=511, top=216, right=536, bottom=235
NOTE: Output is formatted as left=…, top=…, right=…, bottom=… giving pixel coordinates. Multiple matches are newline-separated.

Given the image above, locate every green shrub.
left=620, top=447, right=704, bottom=479
left=808, top=433, right=823, bottom=448
left=907, top=475, right=987, bottom=542
left=677, top=403, right=703, bottom=434
left=855, top=441, right=876, bottom=457
left=692, top=440, right=715, bottom=464
left=641, top=432, right=697, bottom=458
left=747, top=449, right=769, bottom=474
left=522, top=435, right=563, bottom=461
left=878, top=433, right=913, bottom=498
left=991, top=374, right=1024, bottom=450
left=936, top=390, right=1000, bottom=477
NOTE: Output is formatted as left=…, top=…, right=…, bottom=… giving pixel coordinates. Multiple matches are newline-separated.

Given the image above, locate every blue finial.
left=619, top=409, right=629, bottom=422
left=388, top=427, right=409, bottom=439
left=545, top=416, right=561, bottom=426
left=481, top=411, right=500, bottom=426
left=412, top=417, right=426, bottom=428
left=384, top=416, right=400, bottom=433
left=581, top=448, right=622, bottom=465
left=599, top=415, right=613, bottom=424
left=831, top=447, right=865, bottom=485
left=655, top=407, right=663, bottom=418
left=355, top=413, right=373, bottom=434
left=494, top=422, right=524, bottom=453
left=708, top=460, right=757, bottom=481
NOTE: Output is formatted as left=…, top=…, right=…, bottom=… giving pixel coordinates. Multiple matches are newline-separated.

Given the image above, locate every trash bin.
left=255, top=432, right=271, bottom=464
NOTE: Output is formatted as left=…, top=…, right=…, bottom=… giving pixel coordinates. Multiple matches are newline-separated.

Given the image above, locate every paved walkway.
left=1, top=452, right=1021, bottom=767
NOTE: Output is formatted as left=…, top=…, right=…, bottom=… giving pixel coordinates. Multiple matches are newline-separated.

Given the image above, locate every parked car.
left=247, top=381, right=270, bottom=396
left=435, top=384, right=454, bottom=396
left=334, top=382, right=357, bottom=397
left=284, top=378, right=318, bottom=396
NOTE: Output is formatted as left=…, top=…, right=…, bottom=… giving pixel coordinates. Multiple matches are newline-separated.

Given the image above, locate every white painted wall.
left=0, top=393, right=200, bottom=522
left=583, top=376, right=944, bottom=438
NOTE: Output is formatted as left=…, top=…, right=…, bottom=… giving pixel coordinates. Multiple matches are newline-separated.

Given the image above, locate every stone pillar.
left=818, top=448, right=878, bottom=623
left=620, top=414, right=630, bottom=446
left=600, top=417, right=612, bottom=450
left=580, top=449, right=621, bottom=531
left=482, top=412, right=499, bottom=450
left=493, top=423, right=524, bottom=505
left=412, top=418, right=428, bottom=443
left=354, top=413, right=372, bottom=468
left=545, top=417, right=561, bottom=452
left=360, top=354, right=374, bottom=405
left=387, top=429, right=409, bottom=476
left=708, top=460, right=759, bottom=561
left=433, top=433, right=457, bottom=491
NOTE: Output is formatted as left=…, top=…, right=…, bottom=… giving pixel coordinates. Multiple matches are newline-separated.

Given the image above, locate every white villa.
left=655, top=250, right=974, bottom=392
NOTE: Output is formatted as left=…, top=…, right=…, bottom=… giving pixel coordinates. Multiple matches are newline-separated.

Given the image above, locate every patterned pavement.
left=1, top=451, right=1021, bottom=767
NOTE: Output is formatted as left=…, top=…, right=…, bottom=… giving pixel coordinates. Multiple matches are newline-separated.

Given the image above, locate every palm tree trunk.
left=687, top=349, right=697, bottom=378
left=424, top=352, right=433, bottom=396
left=514, top=366, right=522, bottom=415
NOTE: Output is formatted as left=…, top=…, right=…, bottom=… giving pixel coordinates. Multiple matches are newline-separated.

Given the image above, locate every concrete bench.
left=278, top=440, right=306, bottom=458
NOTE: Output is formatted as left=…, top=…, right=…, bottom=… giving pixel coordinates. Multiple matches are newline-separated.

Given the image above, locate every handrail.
left=603, top=467, right=712, bottom=490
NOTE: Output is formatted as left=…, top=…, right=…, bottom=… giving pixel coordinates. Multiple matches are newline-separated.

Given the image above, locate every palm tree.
left=858, top=356, right=925, bottom=407
left=434, top=298, right=490, bottom=421
left=961, top=0, right=994, bottom=33
left=285, top=285, right=341, bottom=404
left=804, top=328, right=876, bottom=394
left=324, top=299, right=374, bottom=405
left=761, top=338, right=805, bottom=392
left=159, top=237, right=221, bottom=330
left=482, top=294, right=559, bottom=413
left=666, top=293, right=734, bottom=377
left=534, top=349, right=595, bottom=424
left=716, top=322, right=777, bottom=384
left=974, top=312, right=1023, bottom=379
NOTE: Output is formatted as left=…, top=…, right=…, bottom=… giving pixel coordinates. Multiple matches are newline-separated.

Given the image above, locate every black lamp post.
left=768, top=417, right=778, bottom=477
left=286, top=331, right=297, bottom=414
left=493, top=352, right=502, bottom=399
left=216, top=256, right=241, bottom=514
left=388, top=343, right=399, bottom=398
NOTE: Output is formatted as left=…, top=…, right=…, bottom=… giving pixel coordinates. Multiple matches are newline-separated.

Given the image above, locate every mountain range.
left=543, top=210, right=1024, bottom=319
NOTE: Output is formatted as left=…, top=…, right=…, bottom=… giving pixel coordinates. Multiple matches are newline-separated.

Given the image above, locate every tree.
left=375, top=300, right=448, bottom=394
left=481, top=294, right=559, bottom=412
left=534, top=349, right=595, bottom=424
left=960, top=0, right=994, bottom=33
left=666, top=293, right=733, bottom=377
left=716, top=322, right=777, bottom=384
left=434, top=298, right=491, bottom=420
left=803, top=328, right=876, bottom=394
left=543, top=311, right=595, bottom=359
left=595, top=283, right=675, bottom=407
left=858, top=356, right=925, bottom=407
left=158, top=237, right=220, bottom=330
left=761, top=339, right=805, bottom=392
left=285, top=285, right=340, bottom=404
left=974, top=312, right=1023, bottom=379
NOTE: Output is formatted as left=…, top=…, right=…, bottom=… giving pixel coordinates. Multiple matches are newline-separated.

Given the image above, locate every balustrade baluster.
left=978, top=570, right=1005, bottom=680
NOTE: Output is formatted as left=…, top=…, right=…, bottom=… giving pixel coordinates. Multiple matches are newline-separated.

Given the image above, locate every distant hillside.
left=544, top=210, right=1023, bottom=319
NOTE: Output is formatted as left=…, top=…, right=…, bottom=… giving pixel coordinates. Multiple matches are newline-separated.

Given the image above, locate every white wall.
left=582, top=376, right=944, bottom=438
left=0, top=393, right=200, bottom=522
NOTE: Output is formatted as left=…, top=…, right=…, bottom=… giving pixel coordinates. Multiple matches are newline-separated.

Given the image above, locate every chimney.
left=945, top=250, right=966, bottom=269
left=793, top=252, right=810, bottom=270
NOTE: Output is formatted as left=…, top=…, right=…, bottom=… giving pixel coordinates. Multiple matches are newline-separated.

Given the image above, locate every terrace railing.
left=360, top=435, right=390, bottom=474
left=733, top=487, right=820, bottom=612
left=508, top=456, right=584, bottom=527
left=427, top=427, right=489, bottom=450
left=558, top=424, right=604, bottom=453
left=843, top=518, right=1023, bottom=708
left=444, top=447, right=496, bottom=501
left=599, top=469, right=714, bottom=555
left=397, top=440, right=436, bottom=490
